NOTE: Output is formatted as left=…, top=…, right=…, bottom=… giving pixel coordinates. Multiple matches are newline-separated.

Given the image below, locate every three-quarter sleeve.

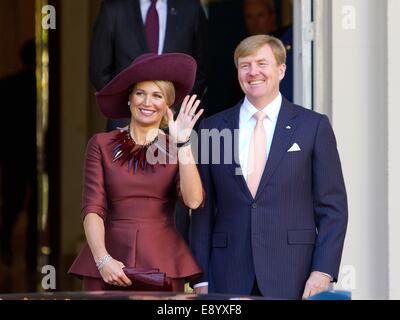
left=81, top=134, right=108, bottom=221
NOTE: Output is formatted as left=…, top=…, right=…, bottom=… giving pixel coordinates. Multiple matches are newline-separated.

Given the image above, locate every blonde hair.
left=153, top=80, right=175, bottom=129
left=234, top=34, right=286, bottom=67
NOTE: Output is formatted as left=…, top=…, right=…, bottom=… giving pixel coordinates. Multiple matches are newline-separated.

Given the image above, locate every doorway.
left=202, top=0, right=295, bottom=117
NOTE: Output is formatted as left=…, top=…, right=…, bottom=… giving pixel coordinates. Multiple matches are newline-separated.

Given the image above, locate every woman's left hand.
left=167, top=95, right=204, bottom=143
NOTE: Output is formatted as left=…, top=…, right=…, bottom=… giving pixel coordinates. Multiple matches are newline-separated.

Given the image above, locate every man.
left=243, top=0, right=277, bottom=36
left=0, top=40, right=37, bottom=276
left=190, top=35, right=347, bottom=299
left=90, top=0, right=208, bottom=130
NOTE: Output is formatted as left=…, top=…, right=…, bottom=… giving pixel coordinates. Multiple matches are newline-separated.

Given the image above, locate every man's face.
left=244, top=1, right=276, bottom=35
left=237, top=44, right=286, bottom=108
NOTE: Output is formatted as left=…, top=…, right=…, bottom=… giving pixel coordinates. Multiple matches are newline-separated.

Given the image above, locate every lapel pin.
left=286, top=125, right=291, bottom=129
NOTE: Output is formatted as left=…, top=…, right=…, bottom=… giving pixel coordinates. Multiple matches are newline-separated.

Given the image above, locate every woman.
left=68, top=53, right=204, bottom=292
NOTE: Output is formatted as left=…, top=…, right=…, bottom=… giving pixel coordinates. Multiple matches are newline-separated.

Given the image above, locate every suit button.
left=252, top=203, right=257, bottom=209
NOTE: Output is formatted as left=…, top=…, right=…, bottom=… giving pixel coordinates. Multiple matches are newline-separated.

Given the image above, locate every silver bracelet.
left=95, top=254, right=112, bottom=270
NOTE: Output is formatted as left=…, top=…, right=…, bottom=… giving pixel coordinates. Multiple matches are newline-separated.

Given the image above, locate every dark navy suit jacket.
left=190, top=97, right=348, bottom=299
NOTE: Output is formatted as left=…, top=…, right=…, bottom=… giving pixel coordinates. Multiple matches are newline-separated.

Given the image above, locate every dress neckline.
left=111, top=128, right=170, bottom=173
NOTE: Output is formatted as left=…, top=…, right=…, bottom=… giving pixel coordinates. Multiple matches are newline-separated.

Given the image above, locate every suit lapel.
left=223, top=102, right=254, bottom=201
left=163, top=0, right=178, bottom=52
left=255, top=98, right=298, bottom=199
left=126, top=0, right=148, bottom=53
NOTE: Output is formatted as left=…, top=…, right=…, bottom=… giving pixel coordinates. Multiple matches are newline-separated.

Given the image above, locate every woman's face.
left=129, top=81, right=169, bottom=128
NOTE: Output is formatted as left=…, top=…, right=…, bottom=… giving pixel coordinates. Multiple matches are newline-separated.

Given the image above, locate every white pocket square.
left=287, top=143, right=301, bottom=152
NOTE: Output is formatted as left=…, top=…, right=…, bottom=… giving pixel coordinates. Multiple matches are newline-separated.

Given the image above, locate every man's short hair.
left=234, top=34, right=286, bottom=67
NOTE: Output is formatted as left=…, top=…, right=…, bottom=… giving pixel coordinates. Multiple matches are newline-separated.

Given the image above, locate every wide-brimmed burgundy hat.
left=96, top=53, right=197, bottom=119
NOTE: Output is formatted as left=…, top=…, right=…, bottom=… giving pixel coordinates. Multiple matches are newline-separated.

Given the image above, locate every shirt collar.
left=140, top=0, right=166, bottom=5
left=241, top=93, right=282, bottom=123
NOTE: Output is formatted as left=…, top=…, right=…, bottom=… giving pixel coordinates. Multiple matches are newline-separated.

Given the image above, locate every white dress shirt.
left=238, top=94, right=282, bottom=181
left=140, top=0, right=167, bottom=54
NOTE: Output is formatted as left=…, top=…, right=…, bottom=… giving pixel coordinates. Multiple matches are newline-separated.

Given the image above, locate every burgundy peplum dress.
left=68, top=129, right=202, bottom=289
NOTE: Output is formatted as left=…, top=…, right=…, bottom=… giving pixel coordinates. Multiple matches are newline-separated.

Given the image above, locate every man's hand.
left=193, top=285, right=208, bottom=294
left=302, top=271, right=331, bottom=299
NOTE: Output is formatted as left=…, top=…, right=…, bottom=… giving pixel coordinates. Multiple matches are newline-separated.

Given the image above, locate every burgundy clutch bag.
left=105, top=267, right=169, bottom=291
left=123, top=267, right=166, bottom=287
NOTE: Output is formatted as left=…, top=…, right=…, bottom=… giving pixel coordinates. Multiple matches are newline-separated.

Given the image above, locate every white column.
left=293, top=0, right=313, bottom=109
left=387, top=0, right=400, bottom=300
left=313, top=0, right=332, bottom=116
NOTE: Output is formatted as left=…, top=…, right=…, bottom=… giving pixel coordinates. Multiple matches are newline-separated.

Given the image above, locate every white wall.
left=387, top=0, right=400, bottom=300
left=321, top=0, right=390, bottom=299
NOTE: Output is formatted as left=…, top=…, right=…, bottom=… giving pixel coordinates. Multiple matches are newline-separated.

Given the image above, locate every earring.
left=128, top=101, right=131, bottom=106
